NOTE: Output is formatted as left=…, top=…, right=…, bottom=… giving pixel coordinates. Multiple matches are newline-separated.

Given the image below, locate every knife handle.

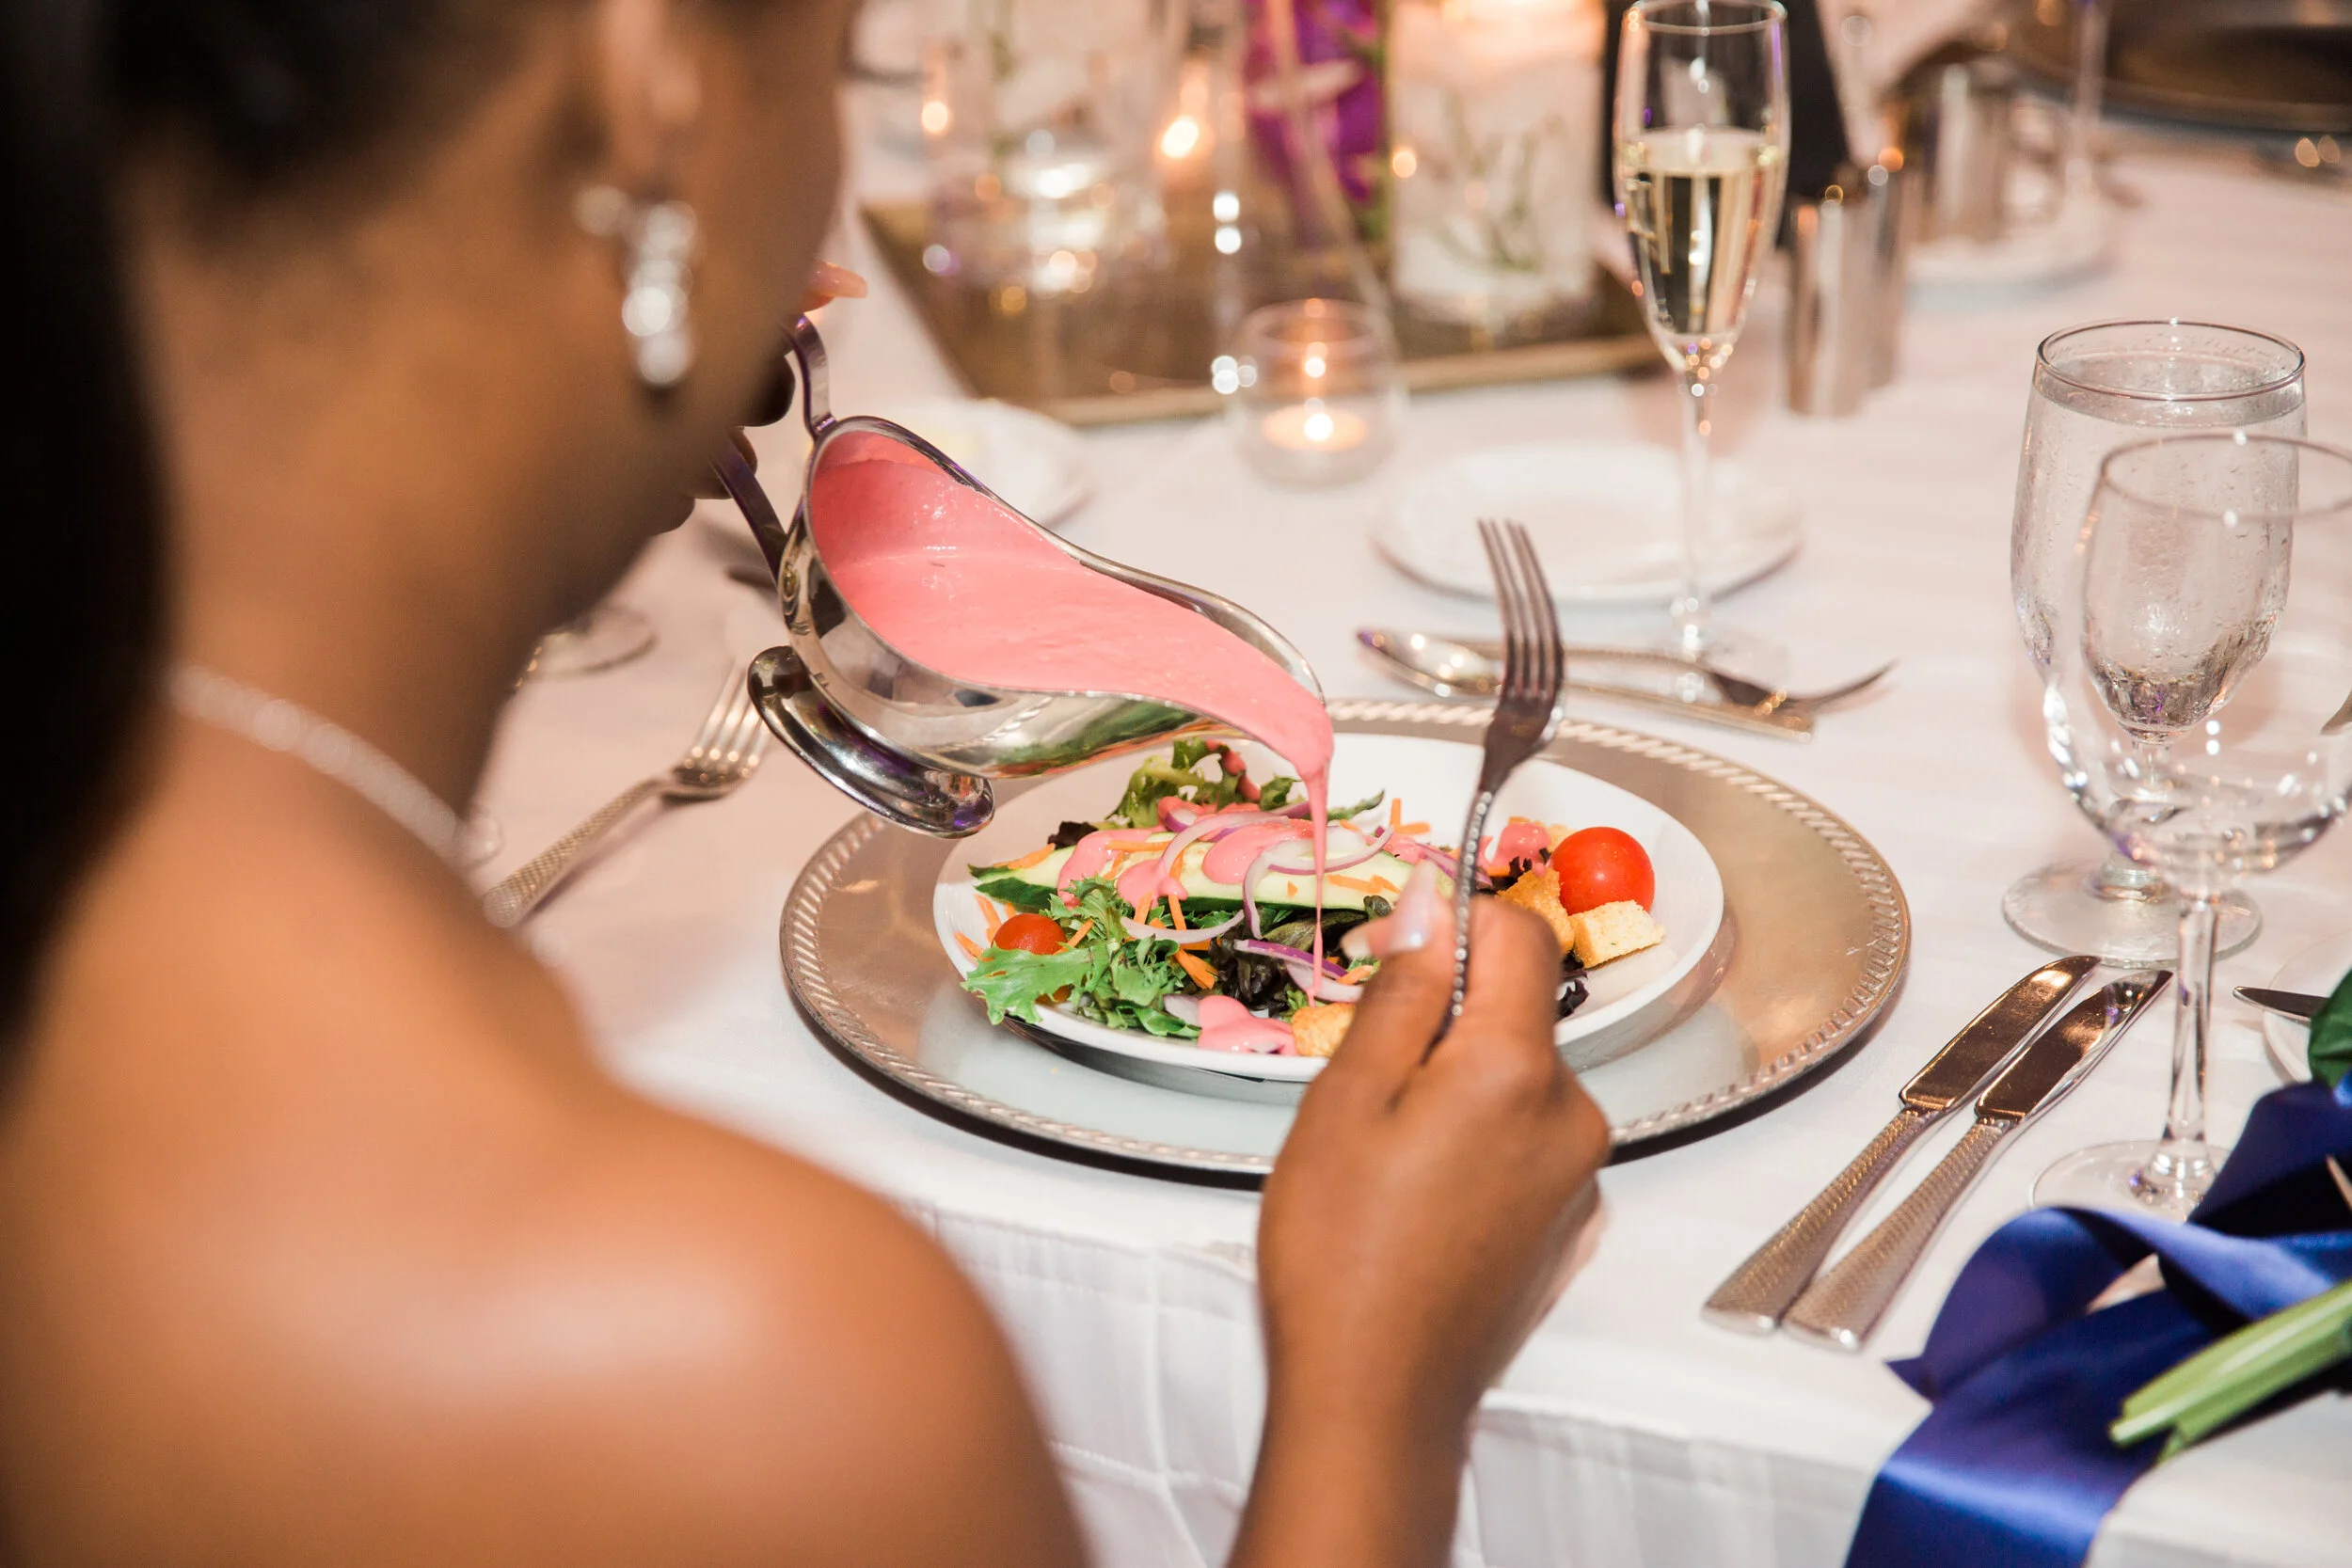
left=1702, top=1106, right=1935, bottom=1333
left=1785, top=1117, right=2014, bottom=1353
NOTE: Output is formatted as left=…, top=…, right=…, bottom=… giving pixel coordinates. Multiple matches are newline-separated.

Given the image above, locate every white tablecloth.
left=473, top=99, right=2352, bottom=1568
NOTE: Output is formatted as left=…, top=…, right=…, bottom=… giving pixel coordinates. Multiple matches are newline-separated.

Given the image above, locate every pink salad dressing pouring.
left=813, top=454, right=1340, bottom=974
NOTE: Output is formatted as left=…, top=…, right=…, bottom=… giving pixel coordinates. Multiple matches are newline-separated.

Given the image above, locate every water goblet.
left=2006, top=320, right=2305, bottom=964
left=1613, top=0, right=1790, bottom=671
left=2034, top=433, right=2352, bottom=1217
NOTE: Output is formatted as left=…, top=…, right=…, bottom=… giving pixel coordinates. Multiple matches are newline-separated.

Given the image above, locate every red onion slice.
left=1155, top=808, right=1275, bottom=883
left=1121, top=910, right=1245, bottom=947
left=1231, top=938, right=1352, bottom=980
left=1281, top=961, right=1364, bottom=1003
left=1266, top=823, right=1394, bottom=877
left=1161, top=995, right=1203, bottom=1027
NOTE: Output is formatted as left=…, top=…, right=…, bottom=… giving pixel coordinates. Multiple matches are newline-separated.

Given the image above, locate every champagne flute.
left=2006, top=320, right=2306, bottom=964
left=1613, top=0, right=1789, bottom=669
left=2035, top=434, right=2352, bottom=1217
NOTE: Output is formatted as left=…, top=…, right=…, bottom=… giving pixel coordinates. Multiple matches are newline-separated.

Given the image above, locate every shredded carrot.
left=1366, top=875, right=1399, bottom=895
left=1069, top=919, right=1095, bottom=944
left=1284, top=880, right=1300, bottom=896
left=1174, top=949, right=1219, bottom=989
left=1328, top=873, right=1384, bottom=895
left=955, top=932, right=984, bottom=960
left=998, top=844, right=1056, bottom=871
left=1169, top=898, right=1188, bottom=931
left=1389, top=798, right=1403, bottom=831
left=1397, top=822, right=1431, bottom=835
left=1343, top=963, right=1377, bottom=983
left=975, top=894, right=1004, bottom=940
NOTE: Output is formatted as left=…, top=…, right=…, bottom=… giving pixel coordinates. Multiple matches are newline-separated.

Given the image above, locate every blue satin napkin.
left=1843, top=1077, right=2352, bottom=1568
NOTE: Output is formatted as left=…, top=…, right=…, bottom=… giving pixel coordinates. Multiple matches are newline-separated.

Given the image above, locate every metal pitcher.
left=717, top=314, right=1323, bottom=839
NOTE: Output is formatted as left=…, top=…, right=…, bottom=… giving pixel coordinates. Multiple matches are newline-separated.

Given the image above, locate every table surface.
left=472, top=88, right=2352, bottom=1568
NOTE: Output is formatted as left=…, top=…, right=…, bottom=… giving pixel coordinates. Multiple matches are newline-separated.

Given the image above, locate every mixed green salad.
left=951, top=741, right=1606, bottom=1057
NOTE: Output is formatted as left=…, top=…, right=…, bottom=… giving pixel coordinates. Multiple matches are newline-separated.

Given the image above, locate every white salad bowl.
left=932, top=733, right=1727, bottom=1086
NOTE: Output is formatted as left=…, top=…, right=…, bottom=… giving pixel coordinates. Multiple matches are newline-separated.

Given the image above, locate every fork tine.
left=719, top=694, right=771, bottom=773
left=1500, top=529, right=1541, bottom=709
left=696, top=680, right=758, bottom=763
left=1480, top=519, right=1526, bottom=705
left=1506, top=523, right=1564, bottom=716
left=687, top=671, right=745, bottom=755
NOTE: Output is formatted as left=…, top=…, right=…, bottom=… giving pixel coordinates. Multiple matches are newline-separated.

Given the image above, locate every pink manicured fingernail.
left=809, top=260, right=868, bottom=297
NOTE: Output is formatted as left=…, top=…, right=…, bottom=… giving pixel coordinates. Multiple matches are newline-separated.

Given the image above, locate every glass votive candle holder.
left=1223, top=299, right=1406, bottom=487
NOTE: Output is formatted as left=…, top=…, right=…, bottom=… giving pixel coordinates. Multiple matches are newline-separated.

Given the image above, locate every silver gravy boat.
left=717, top=315, right=1322, bottom=839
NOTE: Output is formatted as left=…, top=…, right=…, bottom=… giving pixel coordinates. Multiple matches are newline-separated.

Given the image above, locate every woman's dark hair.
left=1, top=0, right=162, bottom=1041
left=0, top=1, right=505, bottom=1041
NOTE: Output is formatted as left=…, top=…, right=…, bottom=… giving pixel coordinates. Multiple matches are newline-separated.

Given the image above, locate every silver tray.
left=780, top=702, right=1910, bottom=1180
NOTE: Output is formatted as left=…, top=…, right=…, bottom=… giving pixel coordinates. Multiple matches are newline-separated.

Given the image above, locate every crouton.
left=1498, top=866, right=1576, bottom=955
left=1289, top=1002, right=1356, bottom=1059
left=1566, top=899, right=1666, bottom=966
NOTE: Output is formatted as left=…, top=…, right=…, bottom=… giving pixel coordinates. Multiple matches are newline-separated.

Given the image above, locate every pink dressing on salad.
left=1056, top=829, right=1162, bottom=896
left=1484, top=820, right=1550, bottom=875
left=1200, top=819, right=1310, bottom=885
left=1115, top=858, right=1185, bottom=913
left=1194, top=995, right=1295, bottom=1054
left=815, top=454, right=1336, bottom=968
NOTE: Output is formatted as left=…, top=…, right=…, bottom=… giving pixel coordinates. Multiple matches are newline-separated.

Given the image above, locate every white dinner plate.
left=931, top=732, right=1726, bottom=1085
left=2259, top=929, right=2352, bottom=1085
left=1375, top=439, right=1803, bottom=607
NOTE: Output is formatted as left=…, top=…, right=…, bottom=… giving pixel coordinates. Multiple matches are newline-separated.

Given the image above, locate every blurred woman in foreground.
left=0, top=0, right=1608, bottom=1560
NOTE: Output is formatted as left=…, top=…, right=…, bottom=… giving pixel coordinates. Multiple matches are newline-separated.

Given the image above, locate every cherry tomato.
left=1552, top=827, right=1655, bottom=914
left=993, top=912, right=1066, bottom=956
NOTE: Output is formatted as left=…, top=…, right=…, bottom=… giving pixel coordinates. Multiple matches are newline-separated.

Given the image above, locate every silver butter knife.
left=1784, top=970, right=2173, bottom=1353
left=2236, top=986, right=2326, bottom=1022
left=1703, top=955, right=2101, bottom=1335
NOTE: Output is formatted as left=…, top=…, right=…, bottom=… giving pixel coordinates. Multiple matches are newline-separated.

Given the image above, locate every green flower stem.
left=2110, top=1278, right=2352, bottom=1460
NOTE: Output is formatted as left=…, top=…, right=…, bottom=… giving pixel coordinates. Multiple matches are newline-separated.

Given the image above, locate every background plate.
left=932, top=733, right=1725, bottom=1084
left=1375, top=440, right=1803, bottom=607
left=782, top=703, right=1910, bottom=1179
left=2260, top=928, right=2352, bottom=1084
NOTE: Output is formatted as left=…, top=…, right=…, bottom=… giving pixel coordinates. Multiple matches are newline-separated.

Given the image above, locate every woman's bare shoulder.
left=0, top=769, right=1088, bottom=1566
left=422, top=1101, right=1090, bottom=1568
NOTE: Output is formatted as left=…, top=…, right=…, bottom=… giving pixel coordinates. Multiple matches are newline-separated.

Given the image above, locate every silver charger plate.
left=780, top=701, right=1911, bottom=1180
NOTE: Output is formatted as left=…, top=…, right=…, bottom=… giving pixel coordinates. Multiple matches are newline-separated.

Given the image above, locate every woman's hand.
left=1234, top=863, right=1609, bottom=1568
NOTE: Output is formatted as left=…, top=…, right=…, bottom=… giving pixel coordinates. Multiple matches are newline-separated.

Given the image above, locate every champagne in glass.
left=1617, top=127, right=1785, bottom=361
left=1613, top=1, right=1789, bottom=669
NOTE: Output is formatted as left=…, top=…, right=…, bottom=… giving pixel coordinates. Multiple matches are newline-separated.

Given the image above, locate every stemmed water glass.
left=1613, top=0, right=1789, bottom=670
left=2007, top=321, right=2307, bottom=964
left=2033, top=434, right=2352, bottom=1218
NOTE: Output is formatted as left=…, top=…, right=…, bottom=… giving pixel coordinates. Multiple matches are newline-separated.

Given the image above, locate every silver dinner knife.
left=1784, top=970, right=2174, bottom=1353
left=1702, top=954, right=2102, bottom=1335
left=2235, top=986, right=2326, bottom=1022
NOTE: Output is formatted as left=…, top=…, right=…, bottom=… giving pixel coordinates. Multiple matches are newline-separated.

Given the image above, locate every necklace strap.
left=168, top=663, right=468, bottom=866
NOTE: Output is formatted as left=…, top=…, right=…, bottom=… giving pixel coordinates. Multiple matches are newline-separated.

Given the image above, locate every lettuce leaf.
left=1106, top=738, right=1272, bottom=828
left=960, top=876, right=1201, bottom=1036
left=2310, top=970, right=2352, bottom=1088
left=972, top=875, right=1059, bottom=913
left=961, top=945, right=1104, bottom=1025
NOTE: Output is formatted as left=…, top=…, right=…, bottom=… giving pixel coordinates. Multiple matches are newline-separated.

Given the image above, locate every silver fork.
left=484, top=670, right=771, bottom=927
left=1438, top=519, right=1566, bottom=1038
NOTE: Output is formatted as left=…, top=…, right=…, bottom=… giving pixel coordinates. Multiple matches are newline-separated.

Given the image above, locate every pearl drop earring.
left=576, top=184, right=700, bottom=390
